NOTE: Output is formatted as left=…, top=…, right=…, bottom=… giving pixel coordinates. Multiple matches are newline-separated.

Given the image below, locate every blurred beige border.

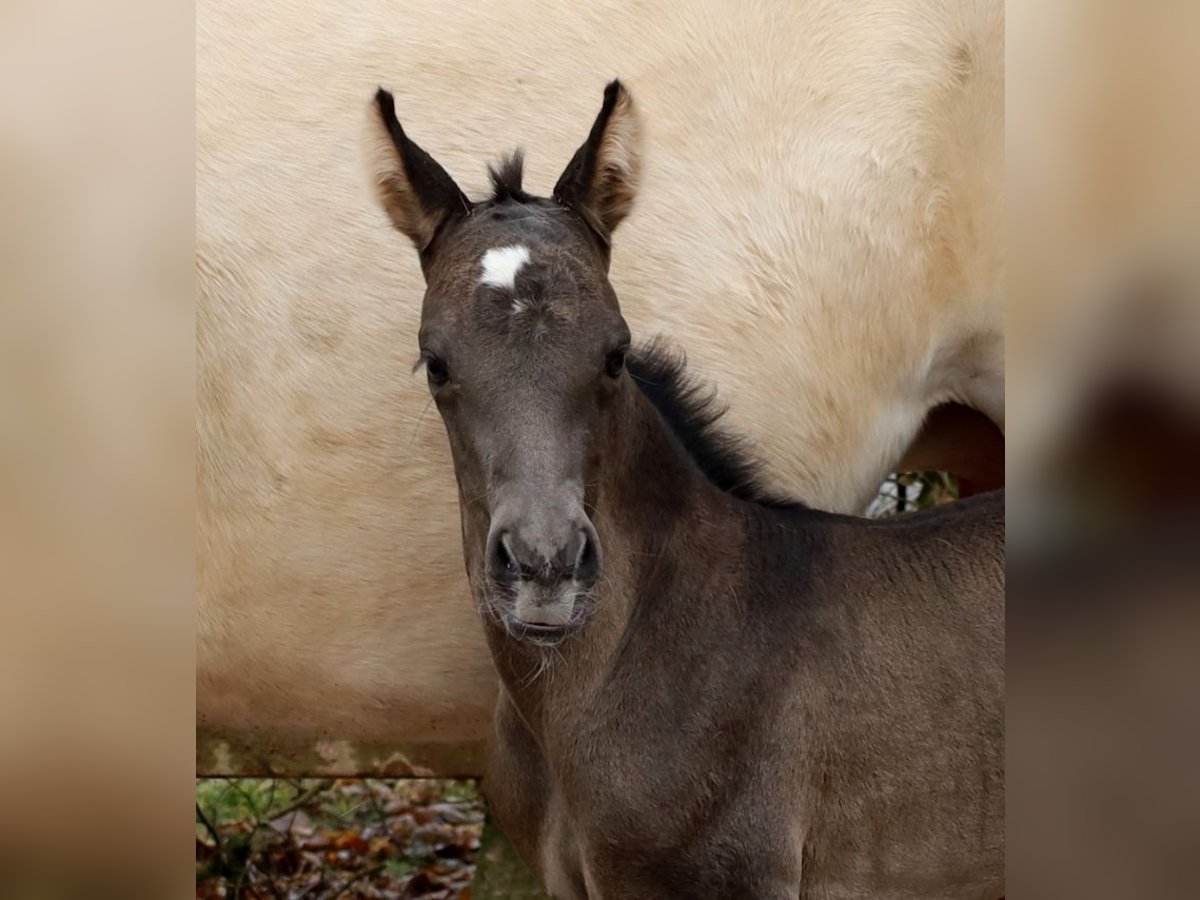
left=1008, top=1, right=1200, bottom=898
left=0, top=0, right=195, bottom=894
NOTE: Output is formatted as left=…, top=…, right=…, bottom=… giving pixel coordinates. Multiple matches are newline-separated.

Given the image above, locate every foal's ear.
left=366, top=88, right=471, bottom=255
left=553, top=80, right=643, bottom=242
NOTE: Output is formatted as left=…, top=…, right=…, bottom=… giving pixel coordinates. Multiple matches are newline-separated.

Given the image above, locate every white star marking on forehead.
left=479, top=245, right=531, bottom=290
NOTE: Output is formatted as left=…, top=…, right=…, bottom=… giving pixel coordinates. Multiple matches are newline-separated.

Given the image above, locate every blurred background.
left=1007, top=2, right=1200, bottom=897
left=1, top=0, right=1198, bottom=896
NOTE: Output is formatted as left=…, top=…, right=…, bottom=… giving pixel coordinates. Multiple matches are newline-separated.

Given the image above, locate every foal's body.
left=367, top=81, right=1003, bottom=898
left=485, top=370, right=1004, bottom=899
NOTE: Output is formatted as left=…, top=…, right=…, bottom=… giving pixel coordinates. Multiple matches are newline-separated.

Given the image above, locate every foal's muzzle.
left=485, top=507, right=601, bottom=641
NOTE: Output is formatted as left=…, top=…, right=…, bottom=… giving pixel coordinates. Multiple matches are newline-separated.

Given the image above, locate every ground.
left=196, top=778, right=485, bottom=898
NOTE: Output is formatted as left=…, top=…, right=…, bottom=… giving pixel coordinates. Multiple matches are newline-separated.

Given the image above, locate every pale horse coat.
left=197, top=0, right=1002, bottom=766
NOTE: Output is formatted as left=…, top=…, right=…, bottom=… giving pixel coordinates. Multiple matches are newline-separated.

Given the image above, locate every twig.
left=266, top=779, right=334, bottom=824
left=214, top=778, right=235, bottom=809
left=231, top=780, right=263, bottom=826
left=196, top=802, right=226, bottom=866
left=332, top=863, right=386, bottom=899
left=294, top=871, right=328, bottom=900
left=365, top=779, right=389, bottom=826
left=244, top=860, right=286, bottom=900
left=263, top=777, right=278, bottom=818
left=336, top=797, right=370, bottom=821
left=231, top=854, right=252, bottom=899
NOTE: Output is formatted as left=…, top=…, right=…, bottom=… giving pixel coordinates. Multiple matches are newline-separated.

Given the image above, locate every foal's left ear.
left=553, top=80, right=643, bottom=244
left=365, top=88, right=471, bottom=257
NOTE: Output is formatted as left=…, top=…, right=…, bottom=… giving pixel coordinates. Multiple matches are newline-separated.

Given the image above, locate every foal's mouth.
left=486, top=581, right=592, bottom=646
left=500, top=605, right=589, bottom=645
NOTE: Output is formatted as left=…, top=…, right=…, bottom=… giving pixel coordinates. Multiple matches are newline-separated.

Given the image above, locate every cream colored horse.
left=197, top=0, right=1002, bottom=771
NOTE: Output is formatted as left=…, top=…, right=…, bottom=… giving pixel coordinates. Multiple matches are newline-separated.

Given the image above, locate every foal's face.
left=420, top=207, right=630, bottom=640
left=367, top=82, right=642, bottom=644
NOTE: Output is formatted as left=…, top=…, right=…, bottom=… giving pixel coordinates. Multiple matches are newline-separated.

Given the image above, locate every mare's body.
left=197, top=0, right=1004, bottom=759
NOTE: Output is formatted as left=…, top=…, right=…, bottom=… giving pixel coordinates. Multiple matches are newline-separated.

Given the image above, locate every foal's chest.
left=493, top=661, right=808, bottom=896
left=528, top=742, right=805, bottom=900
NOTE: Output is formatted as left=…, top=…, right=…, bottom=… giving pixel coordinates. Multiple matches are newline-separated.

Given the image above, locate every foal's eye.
left=425, top=356, right=450, bottom=387
left=604, top=348, right=627, bottom=379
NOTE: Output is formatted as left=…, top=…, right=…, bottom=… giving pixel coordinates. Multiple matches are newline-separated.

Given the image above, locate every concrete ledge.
left=197, top=726, right=488, bottom=777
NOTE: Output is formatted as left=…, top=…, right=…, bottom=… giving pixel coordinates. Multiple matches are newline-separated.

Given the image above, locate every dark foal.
left=366, top=81, right=1004, bottom=900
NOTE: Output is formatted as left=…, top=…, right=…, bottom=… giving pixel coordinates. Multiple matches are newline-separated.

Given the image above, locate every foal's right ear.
left=366, top=88, right=471, bottom=255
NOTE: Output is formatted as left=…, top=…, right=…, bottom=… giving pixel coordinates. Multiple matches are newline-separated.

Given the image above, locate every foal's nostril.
left=487, top=531, right=521, bottom=585
left=573, top=527, right=601, bottom=587
left=488, top=519, right=600, bottom=588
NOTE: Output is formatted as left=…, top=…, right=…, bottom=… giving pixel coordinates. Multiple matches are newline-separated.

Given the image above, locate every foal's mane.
left=629, top=340, right=803, bottom=510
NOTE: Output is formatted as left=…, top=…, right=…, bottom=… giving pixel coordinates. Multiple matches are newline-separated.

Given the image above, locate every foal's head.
left=367, top=81, right=642, bottom=645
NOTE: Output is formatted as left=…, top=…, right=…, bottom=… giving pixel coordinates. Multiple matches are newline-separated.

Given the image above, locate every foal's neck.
left=490, top=381, right=740, bottom=725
